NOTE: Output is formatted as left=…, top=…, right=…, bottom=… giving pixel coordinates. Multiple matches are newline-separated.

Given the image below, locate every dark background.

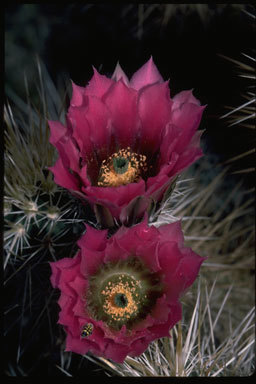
left=4, top=3, right=255, bottom=376
left=5, top=4, right=255, bottom=188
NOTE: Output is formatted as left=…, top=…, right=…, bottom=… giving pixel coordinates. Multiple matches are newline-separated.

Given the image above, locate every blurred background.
left=4, top=3, right=255, bottom=376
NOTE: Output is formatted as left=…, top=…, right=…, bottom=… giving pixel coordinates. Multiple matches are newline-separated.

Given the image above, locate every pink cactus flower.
left=50, top=218, right=205, bottom=363
left=49, top=57, right=205, bottom=225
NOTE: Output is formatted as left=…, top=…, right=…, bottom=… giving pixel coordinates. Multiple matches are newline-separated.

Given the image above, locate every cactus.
left=4, top=58, right=97, bottom=374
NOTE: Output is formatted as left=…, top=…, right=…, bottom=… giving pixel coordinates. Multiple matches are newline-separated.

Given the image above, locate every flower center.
left=113, top=157, right=129, bottom=174
left=97, top=147, right=147, bottom=187
left=86, top=257, right=163, bottom=330
left=114, top=293, right=128, bottom=308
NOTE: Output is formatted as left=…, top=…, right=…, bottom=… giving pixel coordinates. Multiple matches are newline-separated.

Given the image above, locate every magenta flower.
left=50, top=219, right=205, bottom=363
left=49, top=57, right=205, bottom=225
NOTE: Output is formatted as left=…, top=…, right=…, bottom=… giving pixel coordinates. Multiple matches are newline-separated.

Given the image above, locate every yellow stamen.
left=98, top=147, right=147, bottom=187
left=101, top=278, right=140, bottom=322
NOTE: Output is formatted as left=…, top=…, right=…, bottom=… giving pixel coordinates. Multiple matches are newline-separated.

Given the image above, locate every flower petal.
left=78, top=164, right=91, bottom=187
left=103, top=79, right=139, bottom=148
left=103, top=341, right=130, bottom=363
left=83, top=179, right=146, bottom=221
left=58, top=295, right=77, bottom=327
left=49, top=157, right=79, bottom=191
left=84, top=96, right=112, bottom=159
left=171, top=102, right=205, bottom=153
left=149, top=301, right=182, bottom=337
left=84, top=67, right=114, bottom=98
left=159, top=242, right=204, bottom=300
left=136, top=242, right=161, bottom=272
left=55, top=135, right=81, bottom=173
left=170, top=133, right=203, bottom=176
left=77, top=224, right=108, bottom=252
left=65, top=332, right=91, bottom=355
left=146, top=152, right=179, bottom=196
left=80, top=248, right=105, bottom=277
left=130, top=56, right=164, bottom=90
left=48, top=120, right=68, bottom=146
left=138, top=81, right=172, bottom=154
left=104, top=237, right=131, bottom=263
left=50, top=255, right=80, bottom=289
left=67, top=114, right=93, bottom=160
left=157, top=221, right=184, bottom=247
left=172, top=89, right=201, bottom=109
left=70, top=81, right=86, bottom=107
left=111, top=62, right=129, bottom=86
left=159, top=123, right=181, bottom=166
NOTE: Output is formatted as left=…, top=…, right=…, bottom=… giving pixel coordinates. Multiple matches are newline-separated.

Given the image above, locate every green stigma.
left=114, top=293, right=128, bottom=308
left=113, top=157, right=129, bottom=174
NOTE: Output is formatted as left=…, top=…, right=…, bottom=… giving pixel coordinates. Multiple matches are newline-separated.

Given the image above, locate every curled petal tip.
left=70, top=80, right=85, bottom=107
left=130, top=56, right=164, bottom=90
left=112, top=62, right=129, bottom=86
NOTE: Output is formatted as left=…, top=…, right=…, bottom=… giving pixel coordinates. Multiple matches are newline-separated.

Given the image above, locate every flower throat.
left=86, top=257, right=163, bottom=330
left=98, top=147, right=147, bottom=187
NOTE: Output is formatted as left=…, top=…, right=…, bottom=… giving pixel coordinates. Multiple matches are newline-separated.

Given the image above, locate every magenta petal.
left=159, top=242, right=205, bottom=300
left=150, top=301, right=182, bottom=337
left=80, top=248, right=105, bottom=276
left=68, top=113, right=93, bottom=158
left=70, top=81, right=86, bottom=107
left=104, top=237, right=131, bottom=263
left=159, top=124, right=181, bottom=165
left=110, top=220, right=160, bottom=261
left=115, top=210, right=158, bottom=246
left=116, top=179, right=146, bottom=204
left=55, top=135, right=81, bottom=173
left=78, top=164, right=91, bottom=187
left=170, top=145, right=203, bottom=176
left=49, top=261, right=61, bottom=288
left=119, top=194, right=151, bottom=225
left=78, top=226, right=107, bottom=275
left=68, top=275, right=88, bottom=299
left=146, top=152, right=179, bottom=193
left=171, top=103, right=205, bottom=153
left=172, top=89, right=201, bottom=109
left=130, top=56, right=164, bottom=90
left=65, top=332, right=91, bottom=355
left=85, top=96, right=112, bottom=157
left=138, top=81, right=172, bottom=153
left=113, top=215, right=153, bottom=243
left=149, top=295, right=170, bottom=323
left=129, top=338, right=150, bottom=357
left=84, top=67, right=114, bottom=98
left=104, top=341, right=130, bottom=363
left=136, top=242, right=161, bottom=272
left=77, top=224, right=108, bottom=252
left=49, top=158, right=79, bottom=191
left=58, top=295, right=77, bottom=328
left=103, top=79, right=138, bottom=148
left=158, top=241, right=183, bottom=299
left=174, top=249, right=205, bottom=293
left=48, top=120, right=68, bottom=146
left=50, top=255, right=81, bottom=291
left=157, top=221, right=184, bottom=247
left=84, top=179, right=146, bottom=221
left=58, top=270, right=82, bottom=298
left=111, top=62, right=129, bottom=86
